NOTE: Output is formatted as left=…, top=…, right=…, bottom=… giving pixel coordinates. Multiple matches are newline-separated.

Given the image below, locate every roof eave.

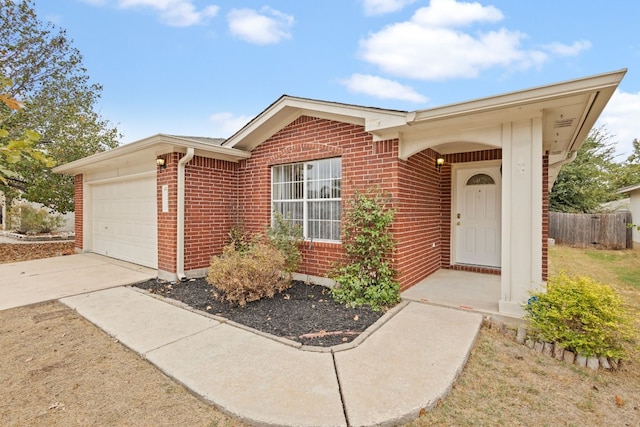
left=223, top=95, right=408, bottom=151
left=53, top=134, right=250, bottom=175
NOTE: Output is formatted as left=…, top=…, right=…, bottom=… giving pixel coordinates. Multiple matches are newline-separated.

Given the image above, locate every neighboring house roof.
left=617, top=183, right=640, bottom=195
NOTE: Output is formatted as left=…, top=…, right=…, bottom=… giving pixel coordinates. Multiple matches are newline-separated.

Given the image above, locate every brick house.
left=54, top=70, right=625, bottom=317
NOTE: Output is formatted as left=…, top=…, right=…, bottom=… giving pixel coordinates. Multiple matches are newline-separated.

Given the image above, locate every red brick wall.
left=236, top=116, right=400, bottom=279
left=183, top=156, right=239, bottom=271
left=154, top=120, right=548, bottom=291
left=74, top=174, right=83, bottom=250
left=394, top=149, right=442, bottom=290
left=157, top=153, right=179, bottom=273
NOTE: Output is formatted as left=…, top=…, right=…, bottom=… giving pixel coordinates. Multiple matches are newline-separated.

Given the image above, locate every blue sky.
left=35, top=0, right=640, bottom=159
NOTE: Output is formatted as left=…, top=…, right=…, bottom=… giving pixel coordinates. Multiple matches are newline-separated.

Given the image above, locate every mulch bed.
left=134, top=278, right=383, bottom=347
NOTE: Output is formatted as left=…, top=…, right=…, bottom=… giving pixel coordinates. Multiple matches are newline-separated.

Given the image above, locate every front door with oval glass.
left=454, top=166, right=501, bottom=267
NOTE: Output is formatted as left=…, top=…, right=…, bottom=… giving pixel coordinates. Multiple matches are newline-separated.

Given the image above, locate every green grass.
left=583, top=249, right=640, bottom=289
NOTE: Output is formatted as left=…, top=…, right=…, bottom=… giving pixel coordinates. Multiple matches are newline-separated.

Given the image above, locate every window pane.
left=273, top=158, right=341, bottom=242
left=467, top=173, right=495, bottom=185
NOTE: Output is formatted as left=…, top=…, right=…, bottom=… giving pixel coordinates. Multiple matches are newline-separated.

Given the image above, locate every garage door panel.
left=91, top=176, right=157, bottom=268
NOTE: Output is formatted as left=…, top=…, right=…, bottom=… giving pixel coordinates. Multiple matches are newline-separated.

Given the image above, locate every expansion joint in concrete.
left=332, top=351, right=350, bottom=427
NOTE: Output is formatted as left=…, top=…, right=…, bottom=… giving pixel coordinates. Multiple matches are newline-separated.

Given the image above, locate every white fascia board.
left=224, top=95, right=408, bottom=151
left=409, top=69, right=626, bottom=124
left=53, top=134, right=250, bottom=175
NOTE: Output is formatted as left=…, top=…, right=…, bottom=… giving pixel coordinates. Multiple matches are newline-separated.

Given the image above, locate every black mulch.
left=134, top=278, right=383, bottom=347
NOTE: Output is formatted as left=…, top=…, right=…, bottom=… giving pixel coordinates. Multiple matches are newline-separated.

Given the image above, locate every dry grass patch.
left=411, top=328, right=640, bottom=426
left=0, top=301, right=245, bottom=427
left=412, top=245, right=640, bottom=426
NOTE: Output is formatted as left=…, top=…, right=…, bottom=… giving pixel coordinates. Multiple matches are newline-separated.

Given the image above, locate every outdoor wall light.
left=435, top=157, right=445, bottom=172
left=156, top=157, right=166, bottom=169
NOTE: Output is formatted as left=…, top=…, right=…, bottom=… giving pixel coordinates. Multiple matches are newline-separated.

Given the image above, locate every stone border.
left=1, top=231, right=75, bottom=241
left=483, top=315, right=622, bottom=371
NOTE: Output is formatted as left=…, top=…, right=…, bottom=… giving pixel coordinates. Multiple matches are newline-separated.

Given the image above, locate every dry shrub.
left=206, top=242, right=291, bottom=307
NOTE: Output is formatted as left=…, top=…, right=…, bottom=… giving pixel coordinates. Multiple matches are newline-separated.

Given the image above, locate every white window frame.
left=271, top=157, right=342, bottom=242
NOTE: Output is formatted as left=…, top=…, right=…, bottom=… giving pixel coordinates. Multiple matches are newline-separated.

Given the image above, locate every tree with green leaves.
left=611, top=138, right=640, bottom=191
left=550, top=127, right=618, bottom=213
left=1, top=76, right=54, bottom=182
left=1, top=0, right=120, bottom=213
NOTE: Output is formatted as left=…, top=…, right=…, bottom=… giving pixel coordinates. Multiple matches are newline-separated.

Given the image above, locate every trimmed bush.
left=525, top=273, right=638, bottom=360
left=207, top=242, right=291, bottom=307
left=330, top=188, right=400, bottom=311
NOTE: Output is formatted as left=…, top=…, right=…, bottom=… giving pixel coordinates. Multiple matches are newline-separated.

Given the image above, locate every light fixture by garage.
left=156, top=156, right=166, bottom=169
left=435, top=157, right=445, bottom=172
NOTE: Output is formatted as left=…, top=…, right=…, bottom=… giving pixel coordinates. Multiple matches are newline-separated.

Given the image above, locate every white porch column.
left=500, top=117, right=544, bottom=317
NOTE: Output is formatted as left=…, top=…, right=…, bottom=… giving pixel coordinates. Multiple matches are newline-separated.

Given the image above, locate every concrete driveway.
left=0, top=253, right=156, bottom=311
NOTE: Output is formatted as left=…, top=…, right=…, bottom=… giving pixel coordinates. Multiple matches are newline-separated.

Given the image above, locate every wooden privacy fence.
left=549, top=212, right=633, bottom=249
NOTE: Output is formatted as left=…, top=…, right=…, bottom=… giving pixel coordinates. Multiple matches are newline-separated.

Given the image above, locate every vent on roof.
left=553, top=118, right=575, bottom=128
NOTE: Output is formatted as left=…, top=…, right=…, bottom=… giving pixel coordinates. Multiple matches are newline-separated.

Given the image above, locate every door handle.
left=456, top=221, right=461, bottom=226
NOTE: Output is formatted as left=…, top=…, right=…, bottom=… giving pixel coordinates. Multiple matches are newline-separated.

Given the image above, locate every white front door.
left=455, top=165, right=501, bottom=267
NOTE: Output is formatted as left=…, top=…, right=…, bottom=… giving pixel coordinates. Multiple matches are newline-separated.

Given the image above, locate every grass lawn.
left=411, top=245, right=640, bottom=427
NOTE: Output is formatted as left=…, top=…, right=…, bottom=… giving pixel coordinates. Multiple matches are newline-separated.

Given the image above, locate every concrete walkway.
left=61, top=286, right=483, bottom=427
left=0, top=253, right=155, bottom=311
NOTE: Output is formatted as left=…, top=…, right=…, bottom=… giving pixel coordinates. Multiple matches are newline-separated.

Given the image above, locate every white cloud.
left=542, top=40, right=591, bottom=56
left=341, top=74, right=427, bottom=103
left=227, top=7, right=294, bottom=45
left=412, top=0, right=502, bottom=27
left=209, top=112, right=253, bottom=136
left=598, top=89, right=640, bottom=158
left=362, top=0, right=417, bottom=16
left=115, top=0, right=219, bottom=27
left=359, top=0, right=587, bottom=81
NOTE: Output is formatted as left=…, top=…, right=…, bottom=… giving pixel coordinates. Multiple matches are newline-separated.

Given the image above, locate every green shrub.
left=206, top=242, right=291, bottom=307
left=524, top=273, right=638, bottom=359
left=266, top=211, right=303, bottom=274
left=8, top=203, right=64, bottom=234
left=330, top=187, right=400, bottom=311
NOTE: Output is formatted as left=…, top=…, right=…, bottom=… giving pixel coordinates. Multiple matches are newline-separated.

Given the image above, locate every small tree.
left=266, top=211, right=303, bottom=274
left=330, top=187, right=400, bottom=311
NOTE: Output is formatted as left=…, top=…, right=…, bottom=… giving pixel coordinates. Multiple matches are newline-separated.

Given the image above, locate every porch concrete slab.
left=146, top=324, right=346, bottom=427
left=334, top=302, right=482, bottom=427
left=0, top=253, right=155, bottom=311
left=402, top=269, right=500, bottom=314
left=61, top=287, right=219, bottom=354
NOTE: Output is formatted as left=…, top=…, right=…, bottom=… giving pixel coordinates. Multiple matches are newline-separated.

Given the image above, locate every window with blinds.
left=272, top=157, right=341, bottom=241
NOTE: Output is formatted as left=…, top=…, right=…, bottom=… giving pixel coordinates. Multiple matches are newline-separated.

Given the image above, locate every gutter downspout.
left=549, top=150, right=578, bottom=168
left=177, top=147, right=195, bottom=281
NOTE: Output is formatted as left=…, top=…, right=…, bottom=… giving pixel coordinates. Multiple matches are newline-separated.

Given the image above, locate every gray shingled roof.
left=170, top=135, right=226, bottom=146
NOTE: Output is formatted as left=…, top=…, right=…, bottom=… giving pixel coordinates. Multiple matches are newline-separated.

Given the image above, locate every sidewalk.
left=61, top=286, right=482, bottom=427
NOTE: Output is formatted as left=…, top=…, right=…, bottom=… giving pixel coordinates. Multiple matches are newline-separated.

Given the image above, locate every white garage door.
left=91, top=175, right=157, bottom=268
